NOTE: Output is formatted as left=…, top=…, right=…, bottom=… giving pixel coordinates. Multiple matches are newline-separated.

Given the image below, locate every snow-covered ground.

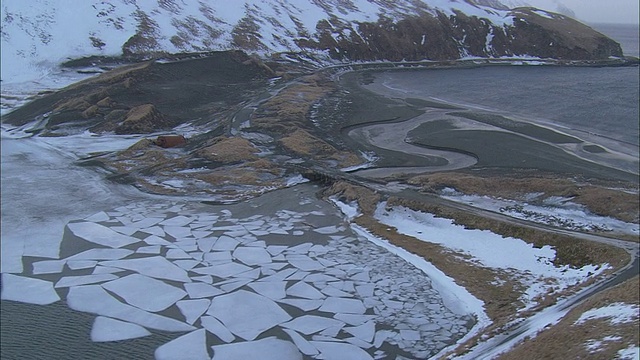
left=440, top=188, right=639, bottom=236
left=374, top=202, right=609, bottom=311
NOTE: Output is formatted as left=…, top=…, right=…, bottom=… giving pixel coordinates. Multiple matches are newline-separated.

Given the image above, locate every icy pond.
left=1, top=177, right=475, bottom=359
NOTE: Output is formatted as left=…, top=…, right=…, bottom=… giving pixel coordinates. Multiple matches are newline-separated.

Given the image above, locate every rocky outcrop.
left=115, top=104, right=168, bottom=134
left=299, top=8, right=622, bottom=61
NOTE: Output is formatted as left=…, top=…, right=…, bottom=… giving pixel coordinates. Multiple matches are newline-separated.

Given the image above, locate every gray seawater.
left=375, top=65, right=639, bottom=149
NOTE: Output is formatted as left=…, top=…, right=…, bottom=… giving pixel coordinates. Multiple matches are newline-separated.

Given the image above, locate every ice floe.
left=102, top=274, right=187, bottom=312
left=211, top=337, right=302, bottom=360
left=66, top=222, right=139, bottom=248
left=155, top=329, right=209, bottom=360
left=207, top=290, right=292, bottom=341
left=91, top=316, right=151, bottom=342
left=1, top=274, right=60, bottom=305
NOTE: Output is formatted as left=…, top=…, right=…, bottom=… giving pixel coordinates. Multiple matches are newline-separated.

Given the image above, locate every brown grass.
left=497, top=276, right=639, bottom=360
left=408, top=172, right=639, bottom=224
left=197, top=137, right=259, bottom=163
left=279, top=129, right=362, bottom=167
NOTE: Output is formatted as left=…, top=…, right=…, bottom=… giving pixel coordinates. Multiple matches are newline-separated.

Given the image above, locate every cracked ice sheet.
left=66, top=222, right=140, bottom=248
left=102, top=274, right=187, bottom=312
left=155, top=329, right=209, bottom=360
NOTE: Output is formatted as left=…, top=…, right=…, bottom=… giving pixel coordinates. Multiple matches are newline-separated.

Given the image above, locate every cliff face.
left=0, top=1, right=624, bottom=83
left=300, top=7, right=622, bottom=61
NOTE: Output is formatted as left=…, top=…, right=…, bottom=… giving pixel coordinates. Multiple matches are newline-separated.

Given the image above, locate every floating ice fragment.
left=400, top=329, right=421, bottom=341
left=111, top=226, right=138, bottom=236
left=320, top=297, right=366, bottom=314
left=313, top=226, right=339, bottom=234
left=212, top=236, right=239, bottom=251
left=176, top=299, right=210, bottom=325
left=159, top=216, right=193, bottom=227
left=200, top=316, right=235, bottom=343
left=1, top=274, right=60, bottom=305
left=173, top=259, right=199, bottom=270
left=211, top=337, right=302, bottom=360
left=166, top=248, right=191, bottom=259
left=282, top=315, right=345, bottom=335
left=143, top=235, right=172, bottom=246
left=266, top=245, right=288, bottom=256
left=32, top=260, right=66, bottom=274
left=233, top=247, right=272, bottom=265
left=345, top=336, right=375, bottom=349
left=286, top=281, right=325, bottom=299
left=85, top=211, right=110, bottom=222
left=92, top=266, right=126, bottom=275
left=136, top=246, right=161, bottom=254
left=66, top=260, right=97, bottom=270
left=164, top=226, right=192, bottom=239
left=203, top=251, right=231, bottom=263
left=207, top=290, right=291, bottom=341
left=278, top=299, right=324, bottom=311
left=287, top=255, right=324, bottom=271
left=283, top=328, right=319, bottom=356
left=345, top=321, right=376, bottom=342
left=91, top=316, right=151, bottom=342
left=192, top=262, right=251, bottom=278
left=334, top=314, right=377, bottom=326
left=356, top=284, right=375, bottom=298
left=67, top=222, right=139, bottom=248
left=102, top=274, right=187, bottom=312
left=155, top=329, right=209, bottom=360
left=219, top=279, right=252, bottom=292
left=55, top=274, right=118, bottom=288
left=140, top=226, right=165, bottom=237
left=191, top=275, right=213, bottom=284
left=184, top=282, right=223, bottom=299
left=67, top=248, right=134, bottom=261
left=101, top=256, right=191, bottom=282
left=247, top=281, right=286, bottom=300
left=197, top=237, right=216, bottom=253
left=67, top=285, right=194, bottom=332
left=310, top=341, right=373, bottom=360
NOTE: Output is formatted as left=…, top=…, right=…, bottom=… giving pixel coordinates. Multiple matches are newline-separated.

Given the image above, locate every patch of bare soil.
left=279, top=129, right=361, bottom=167
left=197, top=137, right=260, bottom=163
left=408, top=171, right=640, bottom=224
left=497, top=276, right=639, bottom=360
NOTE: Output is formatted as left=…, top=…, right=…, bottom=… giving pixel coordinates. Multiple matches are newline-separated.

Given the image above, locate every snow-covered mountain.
left=1, top=0, right=622, bottom=84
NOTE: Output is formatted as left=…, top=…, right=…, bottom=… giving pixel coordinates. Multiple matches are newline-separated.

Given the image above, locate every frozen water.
left=334, top=314, right=377, bottom=326
left=100, top=256, right=191, bottom=282
left=176, top=299, right=210, bottom=325
left=155, top=329, right=209, bottom=360
left=278, top=299, right=324, bottom=311
left=311, top=341, right=374, bottom=360
left=248, top=281, right=287, bottom=300
left=282, top=315, right=345, bottom=335
left=91, top=316, right=151, bottom=342
left=172, top=259, right=200, bottom=270
left=159, top=216, right=193, bottom=227
left=212, top=236, right=239, bottom=251
left=66, top=222, right=139, bottom=248
left=66, top=260, right=97, bottom=270
left=319, top=297, right=366, bottom=314
left=32, top=260, right=66, bottom=274
left=67, top=285, right=194, bottom=332
left=233, top=247, right=272, bottom=265
left=67, top=248, right=134, bottom=260
left=1, top=274, right=60, bottom=305
left=102, top=274, right=187, bottom=312
left=210, top=337, right=302, bottom=360
left=200, top=316, right=235, bottom=343
left=207, top=290, right=291, bottom=341
left=192, top=262, right=251, bottom=277
left=164, top=226, right=192, bottom=239
left=184, top=282, right=223, bottom=299
left=345, top=321, right=376, bottom=342
left=286, top=281, right=325, bottom=299
left=283, top=328, right=320, bottom=356
left=55, top=274, right=118, bottom=288
left=286, top=255, right=324, bottom=271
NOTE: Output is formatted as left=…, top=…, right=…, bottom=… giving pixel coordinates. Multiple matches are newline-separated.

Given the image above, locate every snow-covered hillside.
left=2, top=0, right=616, bottom=85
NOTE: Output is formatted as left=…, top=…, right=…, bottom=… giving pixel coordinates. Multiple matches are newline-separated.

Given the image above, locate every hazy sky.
left=523, top=0, right=640, bottom=24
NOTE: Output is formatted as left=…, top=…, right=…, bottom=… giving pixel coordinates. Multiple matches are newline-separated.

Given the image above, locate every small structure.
left=154, top=135, right=186, bottom=148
